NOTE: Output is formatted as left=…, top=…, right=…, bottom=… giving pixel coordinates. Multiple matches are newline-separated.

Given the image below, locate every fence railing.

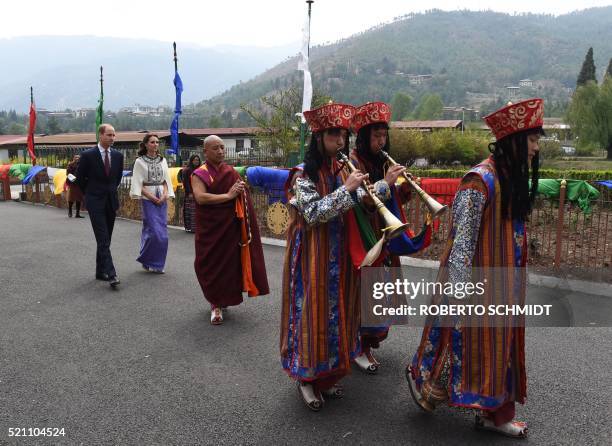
left=18, top=171, right=612, bottom=275
left=403, top=179, right=612, bottom=275
left=0, top=177, right=9, bottom=201
left=21, top=146, right=290, bottom=170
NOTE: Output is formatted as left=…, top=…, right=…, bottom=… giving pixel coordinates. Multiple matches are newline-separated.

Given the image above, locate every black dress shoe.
left=109, top=276, right=121, bottom=289
left=75, top=214, right=85, bottom=218
left=96, top=273, right=110, bottom=281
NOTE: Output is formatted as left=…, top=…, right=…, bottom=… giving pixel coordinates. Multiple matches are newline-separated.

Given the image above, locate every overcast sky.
left=2, top=0, right=611, bottom=48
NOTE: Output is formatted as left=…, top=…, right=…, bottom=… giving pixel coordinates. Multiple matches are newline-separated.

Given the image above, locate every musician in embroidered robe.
left=282, top=103, right=388, bottom=411
left=349, top=101, right=431, bottom=374
left=407, top=99, right=544, bottom=438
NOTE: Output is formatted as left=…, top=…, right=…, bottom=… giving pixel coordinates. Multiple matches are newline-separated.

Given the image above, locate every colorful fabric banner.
left=168, top=71, right=183, bottom=155
left=297, top=6, right=312, bottom=122
left=52, top=169, right=67, bottom=195
left=21, top=165, right=46, bottom=184
left=26, top=101, right=37, bottom=163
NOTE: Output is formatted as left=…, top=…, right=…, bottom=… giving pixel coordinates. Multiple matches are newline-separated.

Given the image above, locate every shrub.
left=538, top=138, right=563, bottom=159
left=575, top=141, right=598, bottom=157
left=389, top=129, right=490, bottom=165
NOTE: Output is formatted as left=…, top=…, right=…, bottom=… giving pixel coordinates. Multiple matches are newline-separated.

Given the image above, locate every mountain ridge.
left=203, top=8, right=612, bottom=115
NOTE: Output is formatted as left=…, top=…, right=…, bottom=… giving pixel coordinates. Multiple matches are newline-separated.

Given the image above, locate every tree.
left=234, top=110, right=254, bottom=127
left=47, top=116, right=63, bottom=135
left=8, top=123, right=26, bottom=134
left=567, top=78, right=612, bottom=159
left=391, top=92, right=413, bottom=120
left=381, top=56, right=396, bottom=75
left=221, top=110, right=233, bottom=127
left=240, top=87, right=332, bottom=158
left=412, top=94, right=443, bottom=120
left=605, top=58, right=612, bottom=81
left=208, top=116, right=223, bottom=128
left=576, top=47, right=597, bottom=87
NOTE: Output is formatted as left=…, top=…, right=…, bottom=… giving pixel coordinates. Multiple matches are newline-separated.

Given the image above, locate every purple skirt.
left=137, top=198, right=168, bottom=271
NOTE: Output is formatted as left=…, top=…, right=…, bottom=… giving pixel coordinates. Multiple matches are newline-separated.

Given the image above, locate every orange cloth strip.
left=236, top=195, right=259, bottom=296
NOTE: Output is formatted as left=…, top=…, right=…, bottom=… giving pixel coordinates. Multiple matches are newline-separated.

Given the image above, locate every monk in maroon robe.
left=191, top=135, right=269, bottom=324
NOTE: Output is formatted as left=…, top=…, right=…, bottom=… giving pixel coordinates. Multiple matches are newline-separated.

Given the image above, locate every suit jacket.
left=76, top=146, right=124, bottom=212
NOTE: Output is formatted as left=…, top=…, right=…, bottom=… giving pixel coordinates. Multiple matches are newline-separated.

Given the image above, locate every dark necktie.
left=104, top=149, right=110, bottom=176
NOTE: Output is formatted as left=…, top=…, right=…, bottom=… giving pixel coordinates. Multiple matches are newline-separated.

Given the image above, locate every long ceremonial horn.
left=337, top=151, right=409, bottom=240
left=379, top=150, right=448, bottom=219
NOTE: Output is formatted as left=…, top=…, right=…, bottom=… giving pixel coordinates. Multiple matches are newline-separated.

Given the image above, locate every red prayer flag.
left=26, top=101, right=37, bottom=164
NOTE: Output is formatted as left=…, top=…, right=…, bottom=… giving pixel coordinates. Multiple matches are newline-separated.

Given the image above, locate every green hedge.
left=408, top=168, right=469, bottom=178
left=407, top=167, right=612, bottom=180
left=537, top=169, right=612, bottom=180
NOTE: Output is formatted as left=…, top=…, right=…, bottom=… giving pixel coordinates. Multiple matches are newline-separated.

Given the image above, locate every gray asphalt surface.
left=1, top=201, right=611, bottom=445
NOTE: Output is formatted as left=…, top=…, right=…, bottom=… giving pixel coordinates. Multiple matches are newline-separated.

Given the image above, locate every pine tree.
left=391, top=92, right=413, bottom=120
left=605, top=58, right=612, bottom=80
left=576, top=47, right=597, bottom=87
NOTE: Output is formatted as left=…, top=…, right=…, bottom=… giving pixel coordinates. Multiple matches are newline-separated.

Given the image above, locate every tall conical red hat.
left=352, top=102, right=391, bottom=133
left=483, top=98, right=544, bottom=140
left=303, top=103, right=356, bottom=133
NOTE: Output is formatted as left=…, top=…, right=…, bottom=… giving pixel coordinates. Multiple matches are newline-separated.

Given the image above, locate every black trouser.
left=88, top=199, right=117, bottom=276
left=68, top=201, right=81, bottom=215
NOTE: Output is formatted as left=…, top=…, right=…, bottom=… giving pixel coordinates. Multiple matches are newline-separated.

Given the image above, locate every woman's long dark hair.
left=489, top=128, right=542, bottom=221
left=355, top=122, right=390, bottom=182
left=303, top=129, right=350, bottom=184
left=67, top=155, right=79, bottom=170
left=137, top=133, right=162, bottom=158
left=187, top=154, right=201, bottom=169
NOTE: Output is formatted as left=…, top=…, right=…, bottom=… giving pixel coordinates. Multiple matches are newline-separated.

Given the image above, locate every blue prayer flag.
left=168, top=71, right=183, bottom=155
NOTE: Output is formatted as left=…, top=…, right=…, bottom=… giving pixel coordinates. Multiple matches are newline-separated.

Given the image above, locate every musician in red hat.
left=407, top=99, right=544, bottom=438
left=349, top=101, right=431, bottom=374
left=280, top=103, right=371, bottom=411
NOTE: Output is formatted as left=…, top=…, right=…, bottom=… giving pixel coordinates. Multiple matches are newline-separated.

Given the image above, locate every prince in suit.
left=76, top=124, right=124, bottom=289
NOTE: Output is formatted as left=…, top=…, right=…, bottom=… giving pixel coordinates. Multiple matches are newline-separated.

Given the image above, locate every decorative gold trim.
left=266, top=201, right=289, bottom=235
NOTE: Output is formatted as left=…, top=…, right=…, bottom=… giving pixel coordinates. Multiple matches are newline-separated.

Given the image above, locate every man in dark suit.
left=77, top=124, right=124, bottom=289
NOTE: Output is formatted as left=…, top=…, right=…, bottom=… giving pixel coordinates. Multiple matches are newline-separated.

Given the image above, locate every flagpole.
left=173, top=42, right=182, bottom=166
left=299, top=0, right=314, bottom=163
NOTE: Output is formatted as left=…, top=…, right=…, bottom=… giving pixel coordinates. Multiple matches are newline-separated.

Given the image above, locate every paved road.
left=1, top=201, right=611, bottom=445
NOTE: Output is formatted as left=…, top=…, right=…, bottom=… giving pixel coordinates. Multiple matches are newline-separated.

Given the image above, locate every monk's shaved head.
left=203, top=135, right=225, bottom=165
left=204, top=135, right=223, bottom=148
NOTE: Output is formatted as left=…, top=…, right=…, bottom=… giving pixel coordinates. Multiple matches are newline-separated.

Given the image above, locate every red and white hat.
left=483, top=98, right=544, bottom=140
left=352, top=101, right=392, bottom=133
left=303, top=103, right=356, bottom=133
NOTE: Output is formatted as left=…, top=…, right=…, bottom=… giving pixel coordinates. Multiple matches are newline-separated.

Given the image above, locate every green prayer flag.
left=534, top=179, right=600, bottom=214
left=95, top=67, right=104, bottom=142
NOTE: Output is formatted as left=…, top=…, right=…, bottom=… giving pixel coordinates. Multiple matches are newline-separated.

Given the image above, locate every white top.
left=130, top=156, right=175, bottom=200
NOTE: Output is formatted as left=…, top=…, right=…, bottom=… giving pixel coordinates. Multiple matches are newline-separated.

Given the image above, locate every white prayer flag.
left=298, top=7, right=312, bottom=122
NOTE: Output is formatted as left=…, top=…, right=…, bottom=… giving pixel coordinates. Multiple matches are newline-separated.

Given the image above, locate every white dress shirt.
left=98, top=143, right=111, bottom=168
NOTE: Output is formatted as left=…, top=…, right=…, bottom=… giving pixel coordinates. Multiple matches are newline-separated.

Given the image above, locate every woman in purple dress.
left=130, top=133, right=175, bottom=273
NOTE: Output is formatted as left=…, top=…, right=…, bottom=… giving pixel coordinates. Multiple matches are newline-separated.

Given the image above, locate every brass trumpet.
left=337, top=151, right=409, bottom=240
left=378, top=150, right=448, bottom=218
